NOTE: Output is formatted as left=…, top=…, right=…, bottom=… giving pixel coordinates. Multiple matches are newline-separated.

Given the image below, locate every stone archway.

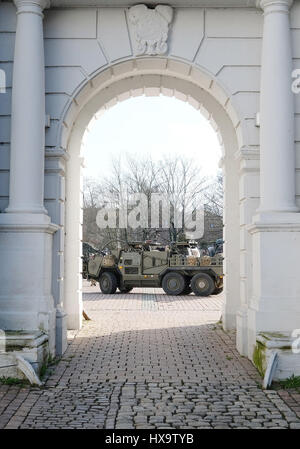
left=2, top=1, right=300, bottom=381
left=61, top=58, right=242, bottom=352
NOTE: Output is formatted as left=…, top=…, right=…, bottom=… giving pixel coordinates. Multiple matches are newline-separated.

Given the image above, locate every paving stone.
left=0, top=283, right=299, bottom=429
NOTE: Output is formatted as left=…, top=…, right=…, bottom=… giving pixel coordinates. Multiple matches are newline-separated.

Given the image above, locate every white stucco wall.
left=292, top=2, right=300, bottom=208
left=38, top=6, right=263, bottom=320
left=0, top=3, right=16, bottom=213
left=0, top=4, right=262, bottom=340
left=1, top=2, right=300, bottom=360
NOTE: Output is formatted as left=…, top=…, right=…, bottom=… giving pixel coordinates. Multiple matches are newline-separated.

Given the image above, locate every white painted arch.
left=61, top=58, right=242, bottom=344
left=2, top=0, right=300, bottom=380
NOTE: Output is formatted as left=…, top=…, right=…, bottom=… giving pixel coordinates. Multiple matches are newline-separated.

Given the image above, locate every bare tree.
left=203, top=171, right=223, bottom=217
left=83, top=153, right=223, bottom=249
left=157, top=155, right=209, bottom=240
left=83, top=176, right=103, bottom=209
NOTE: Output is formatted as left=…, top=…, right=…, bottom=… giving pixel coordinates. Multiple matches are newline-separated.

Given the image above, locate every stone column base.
left=0, top=331, right=49, bottom=379
left=246, top=213, right=300, bottom=377
left=254, top=332, right=300, bottom=381
left=0, top=213, right=58, bottom=357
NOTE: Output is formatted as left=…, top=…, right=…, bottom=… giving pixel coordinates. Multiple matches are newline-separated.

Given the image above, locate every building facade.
left=0, top=0, right=300, bottom=380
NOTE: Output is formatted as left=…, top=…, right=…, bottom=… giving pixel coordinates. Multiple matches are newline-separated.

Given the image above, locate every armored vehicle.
left=82, top=242, right=104, bottom=279
left=87, top=240, right=223, bottom=296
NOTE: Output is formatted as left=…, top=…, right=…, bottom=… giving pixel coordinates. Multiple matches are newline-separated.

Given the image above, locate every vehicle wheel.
left=212, top=286, right=223, bottom=295
left=99, top=271, right=117, bottom=294
left=162, top=272, right=186, bottom=296
left=191, top=273, right=215, bottom=296
left=119, top=287, right=133, bottom=293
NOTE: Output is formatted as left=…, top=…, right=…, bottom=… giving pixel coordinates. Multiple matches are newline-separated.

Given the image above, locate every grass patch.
left=39, top=355, right=62, bottom=380
left=0, top=377, right=29, bottom=387
left=39, top=362, right=47, bottom=379
left=48, top=356, right=61, bottom=366
left=277, top=375, right=300, bottom=390
left=252, top=342, right=266, bottom=378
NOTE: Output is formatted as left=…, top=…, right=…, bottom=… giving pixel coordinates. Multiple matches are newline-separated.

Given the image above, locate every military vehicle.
left=207, top=239, right=224, bottom=257
left=82, top=242, right=104, bottom=279
left=86, top=240, right=223, bottom=296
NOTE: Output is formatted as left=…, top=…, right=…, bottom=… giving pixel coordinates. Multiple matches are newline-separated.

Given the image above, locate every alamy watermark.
left=292, top=69, right=300, bottom=94
left=0, top=69, right=6, bottom=94
left=96, top=193, right=205, bottom=240
left=291, top=329, right=300, bottom=354
left=0, top=329, right=5, bottom=353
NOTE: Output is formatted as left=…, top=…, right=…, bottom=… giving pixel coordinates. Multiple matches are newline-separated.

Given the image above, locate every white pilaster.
left=220, top=150, right=241, bottom=332
left=64, top=128, right=83, bottom=331
left=0, top=0, right=58, bottom=371
left=258, top=0, right=297, bottom=214
left=236, top=148, right=260, bottom=357
left=7, top=0, right=50, bottom=215
left=247, top=1, right=300, bottom=378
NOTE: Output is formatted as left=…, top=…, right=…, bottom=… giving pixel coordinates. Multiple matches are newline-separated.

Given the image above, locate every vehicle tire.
left=212, top=286, right=223, bottom=295
left=162, top=272, right=186, bottom=296
left=99, top=271, right=117, bottom=294
left=119, top=286, right=133, bottom=293
left=191, top=273, right=215, bottom=297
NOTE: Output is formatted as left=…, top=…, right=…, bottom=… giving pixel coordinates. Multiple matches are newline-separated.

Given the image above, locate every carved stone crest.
left=128, top=4, right=173, bottom=56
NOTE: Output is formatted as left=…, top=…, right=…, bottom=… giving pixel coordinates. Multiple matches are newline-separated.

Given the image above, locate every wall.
left=40, top=6, right=262, bottom=337
left=0, top=2, right=16, bottom=213
left=2, top=3, right=299, bottom=356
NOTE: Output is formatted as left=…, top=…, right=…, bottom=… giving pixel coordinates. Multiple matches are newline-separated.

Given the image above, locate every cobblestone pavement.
left=1, top=283, right=300, bottom=429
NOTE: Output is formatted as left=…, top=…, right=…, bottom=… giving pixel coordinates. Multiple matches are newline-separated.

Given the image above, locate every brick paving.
left=1, top=282, right=300, bottom=429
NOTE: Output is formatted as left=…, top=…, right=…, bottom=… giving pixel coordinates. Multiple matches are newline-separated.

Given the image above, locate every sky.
left=82, top=96, right=222, bottom=180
